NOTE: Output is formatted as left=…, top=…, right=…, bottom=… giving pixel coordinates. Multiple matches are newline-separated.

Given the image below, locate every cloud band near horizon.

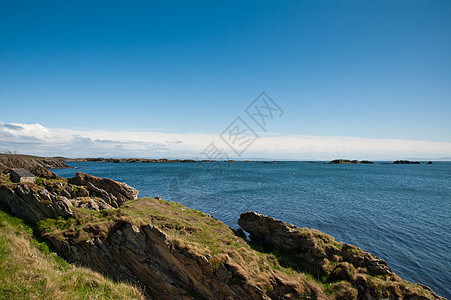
left=0, top=122, right=450, bottom=160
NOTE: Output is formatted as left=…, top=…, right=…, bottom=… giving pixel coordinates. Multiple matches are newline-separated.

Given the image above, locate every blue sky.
left=1, top=1, right=450, bottom=158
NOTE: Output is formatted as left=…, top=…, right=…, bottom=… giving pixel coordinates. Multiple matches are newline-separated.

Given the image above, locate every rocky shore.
left=0, top=155, right=446, bottom=299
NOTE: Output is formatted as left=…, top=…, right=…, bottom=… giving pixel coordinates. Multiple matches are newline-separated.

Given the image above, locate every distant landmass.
left=329, top=159, right=374, bottom=164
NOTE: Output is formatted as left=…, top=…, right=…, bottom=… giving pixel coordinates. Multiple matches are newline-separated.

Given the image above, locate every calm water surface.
left=54, top=161, right=451, bottom=298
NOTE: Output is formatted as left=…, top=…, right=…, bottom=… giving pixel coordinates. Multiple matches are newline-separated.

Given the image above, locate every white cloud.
left=0, top=122, right=169, bottom=158
left=1, top=121, right=450, bottom=160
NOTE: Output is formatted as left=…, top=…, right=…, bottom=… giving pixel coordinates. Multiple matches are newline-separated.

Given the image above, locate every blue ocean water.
left=53, top=161, right=451, bottom=298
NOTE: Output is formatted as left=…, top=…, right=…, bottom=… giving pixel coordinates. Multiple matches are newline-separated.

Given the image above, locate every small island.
left=393, top=160, right=421, bottom=164
left=329, top=159, right=374, bottom=164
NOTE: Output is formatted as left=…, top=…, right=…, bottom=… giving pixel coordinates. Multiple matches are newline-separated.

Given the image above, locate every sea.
left=53, top=161, right=451, bottom=298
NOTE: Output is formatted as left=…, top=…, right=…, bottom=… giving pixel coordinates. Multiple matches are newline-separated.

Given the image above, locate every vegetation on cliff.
left=0, top=209, right=143, bottom=299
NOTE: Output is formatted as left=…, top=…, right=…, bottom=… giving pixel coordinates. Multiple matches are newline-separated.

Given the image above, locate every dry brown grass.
left=0, top=209, right=145, bottom=300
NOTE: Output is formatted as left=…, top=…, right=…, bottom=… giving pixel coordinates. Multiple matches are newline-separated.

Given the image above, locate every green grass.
left=0, top=208, right=144, bottom=300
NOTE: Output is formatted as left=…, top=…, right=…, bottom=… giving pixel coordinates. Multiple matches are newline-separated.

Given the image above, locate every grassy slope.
left=0, top=209, right=145, bottom=300
left=39, top=197, right=326, bottom=297
left=38, top=197, right=436, bottom=299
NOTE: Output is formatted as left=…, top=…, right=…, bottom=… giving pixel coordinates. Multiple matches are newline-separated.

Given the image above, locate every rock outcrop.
left=0, top=184, right=73, bottom=223
left=238, top=212, right=444, bottom=300
left=68, top=172, right=139, bottom=208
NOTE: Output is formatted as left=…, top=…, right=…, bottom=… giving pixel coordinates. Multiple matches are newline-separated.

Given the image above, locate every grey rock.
left=0, top=184, right=73, bottom=223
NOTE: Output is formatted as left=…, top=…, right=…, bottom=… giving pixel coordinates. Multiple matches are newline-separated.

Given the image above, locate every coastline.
left=0, top=154, right=447, bottom=299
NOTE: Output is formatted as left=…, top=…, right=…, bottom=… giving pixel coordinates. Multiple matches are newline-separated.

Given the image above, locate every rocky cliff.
left=0, top=168, right=445, bottom=299
left=238, top=212, right=441, bottom=299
